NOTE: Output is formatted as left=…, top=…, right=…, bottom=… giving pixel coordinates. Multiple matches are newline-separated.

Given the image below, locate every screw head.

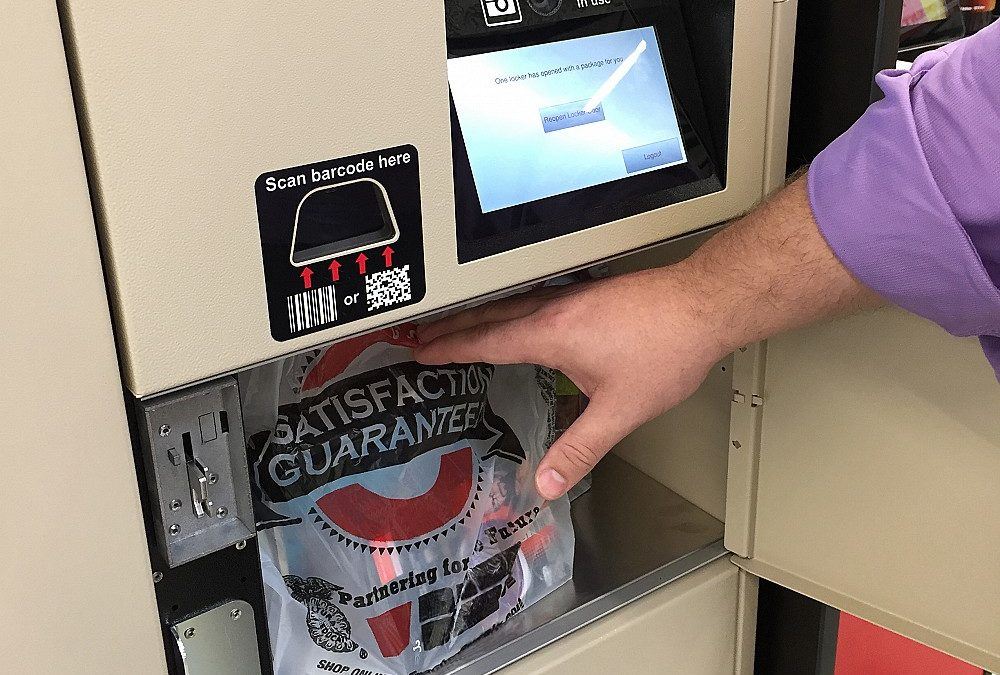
left=207, top=473, right=219, bottom=485
left=231, top=608, right=242, bottom=621
left=183, top=627, right=196, bottom=639
left=216, top=506, right=228, bottom=519
left=169, top=524, right=181, bottom=535
left=169, top=499, right=182, bottom=511
left=159, top=424, right=171, bottom=437
left=152, top=571, right=163, bottom=583
left=235, top=540, right=247, bottom=550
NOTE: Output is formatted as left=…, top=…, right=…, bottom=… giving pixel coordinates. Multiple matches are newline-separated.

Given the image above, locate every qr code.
left=366, top=265, right=412, bottom=311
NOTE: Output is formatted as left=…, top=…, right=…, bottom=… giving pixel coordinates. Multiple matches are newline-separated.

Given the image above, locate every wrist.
left=654, top=260, right=739, bottom=365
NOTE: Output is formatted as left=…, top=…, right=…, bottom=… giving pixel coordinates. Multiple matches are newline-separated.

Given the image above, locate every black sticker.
left=254, top=146, right=426, bottom=342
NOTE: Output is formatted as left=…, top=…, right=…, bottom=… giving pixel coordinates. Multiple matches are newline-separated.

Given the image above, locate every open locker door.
left=726, top=308, right=1000, bottom=672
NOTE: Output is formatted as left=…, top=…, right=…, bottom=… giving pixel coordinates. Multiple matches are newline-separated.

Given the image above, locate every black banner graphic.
left=254, top=362, right=527, bottom=502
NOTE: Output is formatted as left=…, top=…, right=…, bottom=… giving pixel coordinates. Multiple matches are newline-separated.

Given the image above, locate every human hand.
left=413, top=267, right=729, bottom=500
left=415, top=178, right=880, bottom=500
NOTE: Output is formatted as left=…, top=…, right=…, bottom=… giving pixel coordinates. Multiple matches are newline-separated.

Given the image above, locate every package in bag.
left=241, top=324, right=575, bottom=674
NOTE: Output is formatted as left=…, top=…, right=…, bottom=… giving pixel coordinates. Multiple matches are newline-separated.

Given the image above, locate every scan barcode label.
left=287, top=286, right=337, bottom=334
left=255, top=145, right=426, bottom=341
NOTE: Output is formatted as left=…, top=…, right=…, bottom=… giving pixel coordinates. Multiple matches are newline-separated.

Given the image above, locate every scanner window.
left=290, top=178, right=399, bottom=266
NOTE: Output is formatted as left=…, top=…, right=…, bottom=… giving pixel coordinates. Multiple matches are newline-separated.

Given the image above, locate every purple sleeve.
left=807, top=22, right=1000, bottom=378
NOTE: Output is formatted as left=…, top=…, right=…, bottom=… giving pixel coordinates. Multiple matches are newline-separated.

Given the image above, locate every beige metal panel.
left=0, top=3, right=165, bottom=673
left=726, top=0, right=804, bottom=526
left=61, top=0, right=777, bottom=397
left=501, top=558, right=740, bottom=675
left=733, top=568, right=760, bottom=675
left=608, top=0, right=801, bottom=521
left=614, top=358, right=734, bottom=521
left=737, top=308, right=1000, bottom=672
left=762, top=0, right=797, bottom=192
left=607, top=234, right=732, bottom=521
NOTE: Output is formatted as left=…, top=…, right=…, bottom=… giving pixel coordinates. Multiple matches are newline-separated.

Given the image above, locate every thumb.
left=535, top=394, right=635, bottom=500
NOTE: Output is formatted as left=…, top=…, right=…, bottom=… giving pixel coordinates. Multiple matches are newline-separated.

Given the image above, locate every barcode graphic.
left=287, top=286, right=337, bottom=334
left=366, top=265, right=412, bottom=311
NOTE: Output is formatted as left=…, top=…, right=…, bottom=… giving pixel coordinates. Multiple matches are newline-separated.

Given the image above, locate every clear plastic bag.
left=241, top=324, right=574, bottom=674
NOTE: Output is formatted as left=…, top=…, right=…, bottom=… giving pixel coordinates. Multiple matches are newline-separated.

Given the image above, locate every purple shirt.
left=809, top=21, right=1000, bottom=379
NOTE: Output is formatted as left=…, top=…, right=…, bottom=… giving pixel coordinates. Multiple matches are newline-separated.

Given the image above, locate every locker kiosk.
left=3, top=1, right=998, bottom=673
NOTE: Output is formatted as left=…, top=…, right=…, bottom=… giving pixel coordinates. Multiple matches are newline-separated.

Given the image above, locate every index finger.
left=413, top=315, right=558, bottom=367
left=416, top=294, right=544, bottom=345
left=416, top=283, right=581, bottom=344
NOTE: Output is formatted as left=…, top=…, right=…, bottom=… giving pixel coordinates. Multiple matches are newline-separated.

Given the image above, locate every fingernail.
left=537, top=468, right=567, bottom=500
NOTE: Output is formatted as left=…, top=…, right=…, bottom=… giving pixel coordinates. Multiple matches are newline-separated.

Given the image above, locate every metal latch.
left=186, top=450, right=211, bottom=519
left=138, top=377, right=254, bottom=568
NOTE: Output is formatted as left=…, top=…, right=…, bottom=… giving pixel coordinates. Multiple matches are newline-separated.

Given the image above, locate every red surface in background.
left=834, top=613, right=981, bottom=675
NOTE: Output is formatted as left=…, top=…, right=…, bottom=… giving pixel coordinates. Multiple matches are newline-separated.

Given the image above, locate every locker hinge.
left=726, top=343, right=768, bottom=558
left=732, top=390, right=765, bottom=408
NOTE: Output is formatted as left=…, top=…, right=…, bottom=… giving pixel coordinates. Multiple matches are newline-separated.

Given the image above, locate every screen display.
left=448, top=27, right=687, bottom=214
left=901, top=0, right=948, bottom=27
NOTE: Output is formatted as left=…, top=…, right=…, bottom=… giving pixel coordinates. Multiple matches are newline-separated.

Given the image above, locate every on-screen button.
left=621, top=138, right=684, bottom=173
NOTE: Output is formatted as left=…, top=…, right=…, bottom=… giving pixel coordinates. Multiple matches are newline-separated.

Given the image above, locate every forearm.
left=669, top=174, right=883, bottom=357
left=417, top=176, right=885, bottom=500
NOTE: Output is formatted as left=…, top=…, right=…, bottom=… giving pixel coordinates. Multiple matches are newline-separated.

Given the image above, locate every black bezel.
left=447, top=3, right=723, bottom=263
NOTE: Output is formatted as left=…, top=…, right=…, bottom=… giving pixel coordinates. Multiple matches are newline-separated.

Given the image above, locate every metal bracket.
left=138, top=377, right=255, bottom=568
left=171, top=601, right=262, bottom=675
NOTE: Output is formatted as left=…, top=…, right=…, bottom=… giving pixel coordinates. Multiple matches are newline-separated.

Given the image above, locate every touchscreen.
left=448, top=27, right=687, bottom=214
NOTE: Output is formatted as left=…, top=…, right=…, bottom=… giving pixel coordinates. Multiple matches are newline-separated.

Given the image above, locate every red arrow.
left=300, top=266, right=314, bottom=289
left=356, top=252, right=368, bottom=275
left=328, top=259, right=341, bottom=282
left=382, top=246, right=395, bottom=268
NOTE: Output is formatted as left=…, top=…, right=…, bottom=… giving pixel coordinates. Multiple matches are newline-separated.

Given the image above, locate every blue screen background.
left=449, top=27, right=686, bottom=214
